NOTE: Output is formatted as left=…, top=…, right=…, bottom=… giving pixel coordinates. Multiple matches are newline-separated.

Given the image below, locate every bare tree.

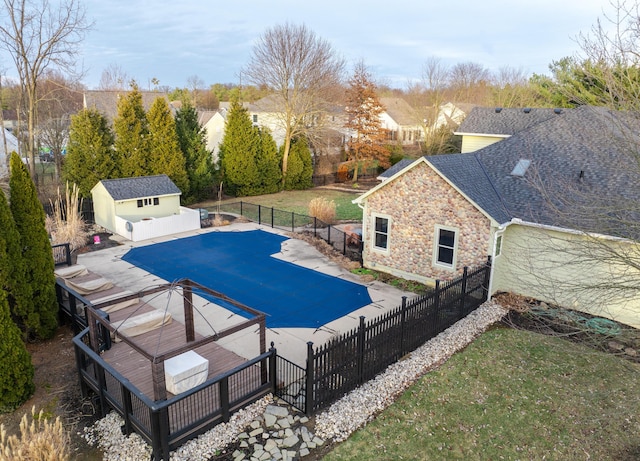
left=449, top=61, right=493, bottom=105
left=243, top=23, right=345, bottom=182
left=36, top=70, right=83, bottom=181
left=98, top=63, right=130, bottom=91
left=0, top=0, right=90, bottom=177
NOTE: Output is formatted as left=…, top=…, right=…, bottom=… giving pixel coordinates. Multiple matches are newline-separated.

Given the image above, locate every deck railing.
left=73, top=328, right=277, bottom=461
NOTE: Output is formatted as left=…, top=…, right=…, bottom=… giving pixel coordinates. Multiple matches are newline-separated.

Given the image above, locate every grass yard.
left=196, top=188, right=364, bottom=221
left=323, top=326, right=640, bottom=461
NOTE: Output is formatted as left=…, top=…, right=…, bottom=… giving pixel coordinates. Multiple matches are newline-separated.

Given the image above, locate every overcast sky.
left=73, top=1, right=610, bottom=89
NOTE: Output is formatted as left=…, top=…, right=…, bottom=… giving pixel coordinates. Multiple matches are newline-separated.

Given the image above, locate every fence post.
left=305, top=342, right=314, bottom=415
left=400, top=296, right=407, bottom=356
left=434, top=280, right=441, bottom=329
left=483, top=255, right=492, bottom=301
left=459, top=267, right=468, bottom=317
left=291, top=211, right=295, bottom=232
left=258, top=205, right=262, bottom=226
left=240, top=201, right=243, bottom=217
left=314, top=217, right=317, bottom=238
left=327, top=225, right=331, bottom=244
left=271, top=207, right=274, bottom=228
left=269, top=342, right=277, bottom=394
left=221, top=377, right=230, bottom=422
left=64, top=243, right=72, bottom=266
left=357, top=316, right=366, bottom=384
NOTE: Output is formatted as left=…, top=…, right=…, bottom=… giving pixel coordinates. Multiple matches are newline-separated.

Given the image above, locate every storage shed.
left=91, top=175, right=200, bottom=241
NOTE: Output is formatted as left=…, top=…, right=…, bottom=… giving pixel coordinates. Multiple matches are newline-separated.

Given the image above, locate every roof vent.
left=495, top=107, right=502, bottom=113
left=523, top=108, right=531, bottom=113
left=511, top=159, right=531, bottom=177
left=554, top=108, right=562, bottom=114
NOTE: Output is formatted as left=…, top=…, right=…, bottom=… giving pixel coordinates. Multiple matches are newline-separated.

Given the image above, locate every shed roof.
left=97, top=175, right=181, bottom=200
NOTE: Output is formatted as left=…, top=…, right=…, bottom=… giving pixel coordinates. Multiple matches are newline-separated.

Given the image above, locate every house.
left=379, top=97, right=422, bottom=145
left=83, top=90, right=171, bottom=122
left=0, top=127, right=20, bottom=177
left=454, top=106, right=563, bottom=153
left=354, top=106, right=640, bottom=328
left=91, top=175, right=200, bottom=242
left=198, top=109, right=226, bottom=165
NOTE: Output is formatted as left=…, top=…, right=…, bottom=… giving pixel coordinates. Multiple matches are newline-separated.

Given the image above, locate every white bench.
left=164, top=350, right=209, bottom=395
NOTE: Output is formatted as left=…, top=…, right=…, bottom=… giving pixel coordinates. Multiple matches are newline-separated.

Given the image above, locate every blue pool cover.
left=122, top=230, right=372, bottom=328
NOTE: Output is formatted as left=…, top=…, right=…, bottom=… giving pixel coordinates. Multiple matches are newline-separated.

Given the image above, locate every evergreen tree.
left=282, top=137, right=313, bottom=190
left=218, top=99, right=260, bottom=196
left=114, top=84, right=150, bottom=177
left=9, top=153, right=58, bottom=340
left=0, top=272, right=34, bottom=412
left=344, top=61, right=390, bottom=182
left=147, top=97, right=190, bottom=194
left=63, top=108, right=117, bottom=197
left=175, top=100, right=214, bottom=204
left=0, top=189, right=30, bottom=330
left=255, top=127, right=282, bottom=194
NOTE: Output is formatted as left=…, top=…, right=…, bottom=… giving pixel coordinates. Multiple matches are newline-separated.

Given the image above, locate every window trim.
left=433, top=225, right=458, bottom=270
left=371, top=213, right=391, bottom=253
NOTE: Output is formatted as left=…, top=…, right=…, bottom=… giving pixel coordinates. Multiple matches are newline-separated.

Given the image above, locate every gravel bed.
left=82, top=300, right=508, bottom=459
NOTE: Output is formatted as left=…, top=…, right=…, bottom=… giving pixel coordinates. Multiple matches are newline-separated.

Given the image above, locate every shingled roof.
left=455, top=106, right=565, bottom=136
left=83, top=90, right=170, bottom=121
left=431, top=106, right=640, bottom=235
left=98, top=175, right=181, bottom=200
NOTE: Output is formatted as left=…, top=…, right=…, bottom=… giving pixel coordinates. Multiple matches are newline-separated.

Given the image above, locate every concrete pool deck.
left=76, top=222, right=414, bottom=366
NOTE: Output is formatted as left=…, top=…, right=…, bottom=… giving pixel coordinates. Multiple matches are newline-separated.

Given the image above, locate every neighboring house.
left=379, top=97, right=422, bottom=145
left=83, top=90, right=171, bottom=122
left=198, top=110, right=226, bottom=165
left=0, top=127, right=20, bottom=177
left=354, top=106, right=640, bottom=328
left=454, top=106, right=563, bottom=153
left=91, top=175, right=200, bottom=242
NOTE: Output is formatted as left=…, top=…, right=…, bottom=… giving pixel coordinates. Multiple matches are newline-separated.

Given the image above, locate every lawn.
left=195, top=188, right=364, bottom=221
left=323, top=326, right=640, bottom=461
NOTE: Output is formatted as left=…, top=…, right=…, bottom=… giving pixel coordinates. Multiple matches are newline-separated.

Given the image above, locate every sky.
left=12, top=0, right=616, bottom=90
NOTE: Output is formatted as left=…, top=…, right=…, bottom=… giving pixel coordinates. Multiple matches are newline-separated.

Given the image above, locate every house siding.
left=460, top=135, right=504, bottom=153
left=493, top=223, right=640, bottom=329
left=362, top=162, right=492, bottom=283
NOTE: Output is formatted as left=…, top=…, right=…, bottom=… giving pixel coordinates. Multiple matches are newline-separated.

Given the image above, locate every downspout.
left=488, top=219, right=515, bottom=300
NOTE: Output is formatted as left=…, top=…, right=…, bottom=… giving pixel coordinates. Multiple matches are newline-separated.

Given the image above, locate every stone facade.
left=361, top=162, right=492, bottom=282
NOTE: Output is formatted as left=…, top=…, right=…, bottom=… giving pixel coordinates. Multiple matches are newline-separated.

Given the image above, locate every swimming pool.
left=122, top=230, right=372, bottom=328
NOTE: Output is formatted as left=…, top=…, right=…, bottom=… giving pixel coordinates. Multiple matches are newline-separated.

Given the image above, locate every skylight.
left=511, top=159, right=531, bottom=177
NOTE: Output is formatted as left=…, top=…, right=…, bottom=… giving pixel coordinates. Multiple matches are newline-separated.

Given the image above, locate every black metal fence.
left=43, top=198, right=95, bottom=224
left=52, top=242, right=72, bottom=267
left=274, top=259, right=492, bottom=414
left=212, top=201, right=363, bottom=263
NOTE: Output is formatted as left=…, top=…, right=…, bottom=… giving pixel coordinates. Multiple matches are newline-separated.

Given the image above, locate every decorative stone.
left=278, top=418, right=291, bottom=428
left=300, top=447, right=310, bottom=457
left=249, top=428, right=263, bottom=437
left=282, top=435, right=300, bottom=448
left=265, top=405, right=289, bottom=418
left=264, top=413, right=278, bottom=427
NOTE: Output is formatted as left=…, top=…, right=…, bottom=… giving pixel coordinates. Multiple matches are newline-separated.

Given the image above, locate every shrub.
left=0, top=407, right=70, bottom=461
left=45, top=182, right=89, bottom=252
left=308, top=197, right=336, bottom=224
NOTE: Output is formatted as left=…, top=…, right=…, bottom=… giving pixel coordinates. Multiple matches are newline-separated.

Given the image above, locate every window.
left=495, top=234, right=503, bottom=257
left=434, top=226, right=457, bottom=268
left=252, top=114, right=258, bottom=124
left=373, top=216, right=390, bottom=251
left=511, top=159, right=531, bottom=177
left=137, top=197, right=159, bottom=207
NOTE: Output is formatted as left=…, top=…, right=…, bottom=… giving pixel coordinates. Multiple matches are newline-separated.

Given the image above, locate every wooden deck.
left=59, top=269, right=256, bottom=401
left=100, top=306, right=250, bottom=399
